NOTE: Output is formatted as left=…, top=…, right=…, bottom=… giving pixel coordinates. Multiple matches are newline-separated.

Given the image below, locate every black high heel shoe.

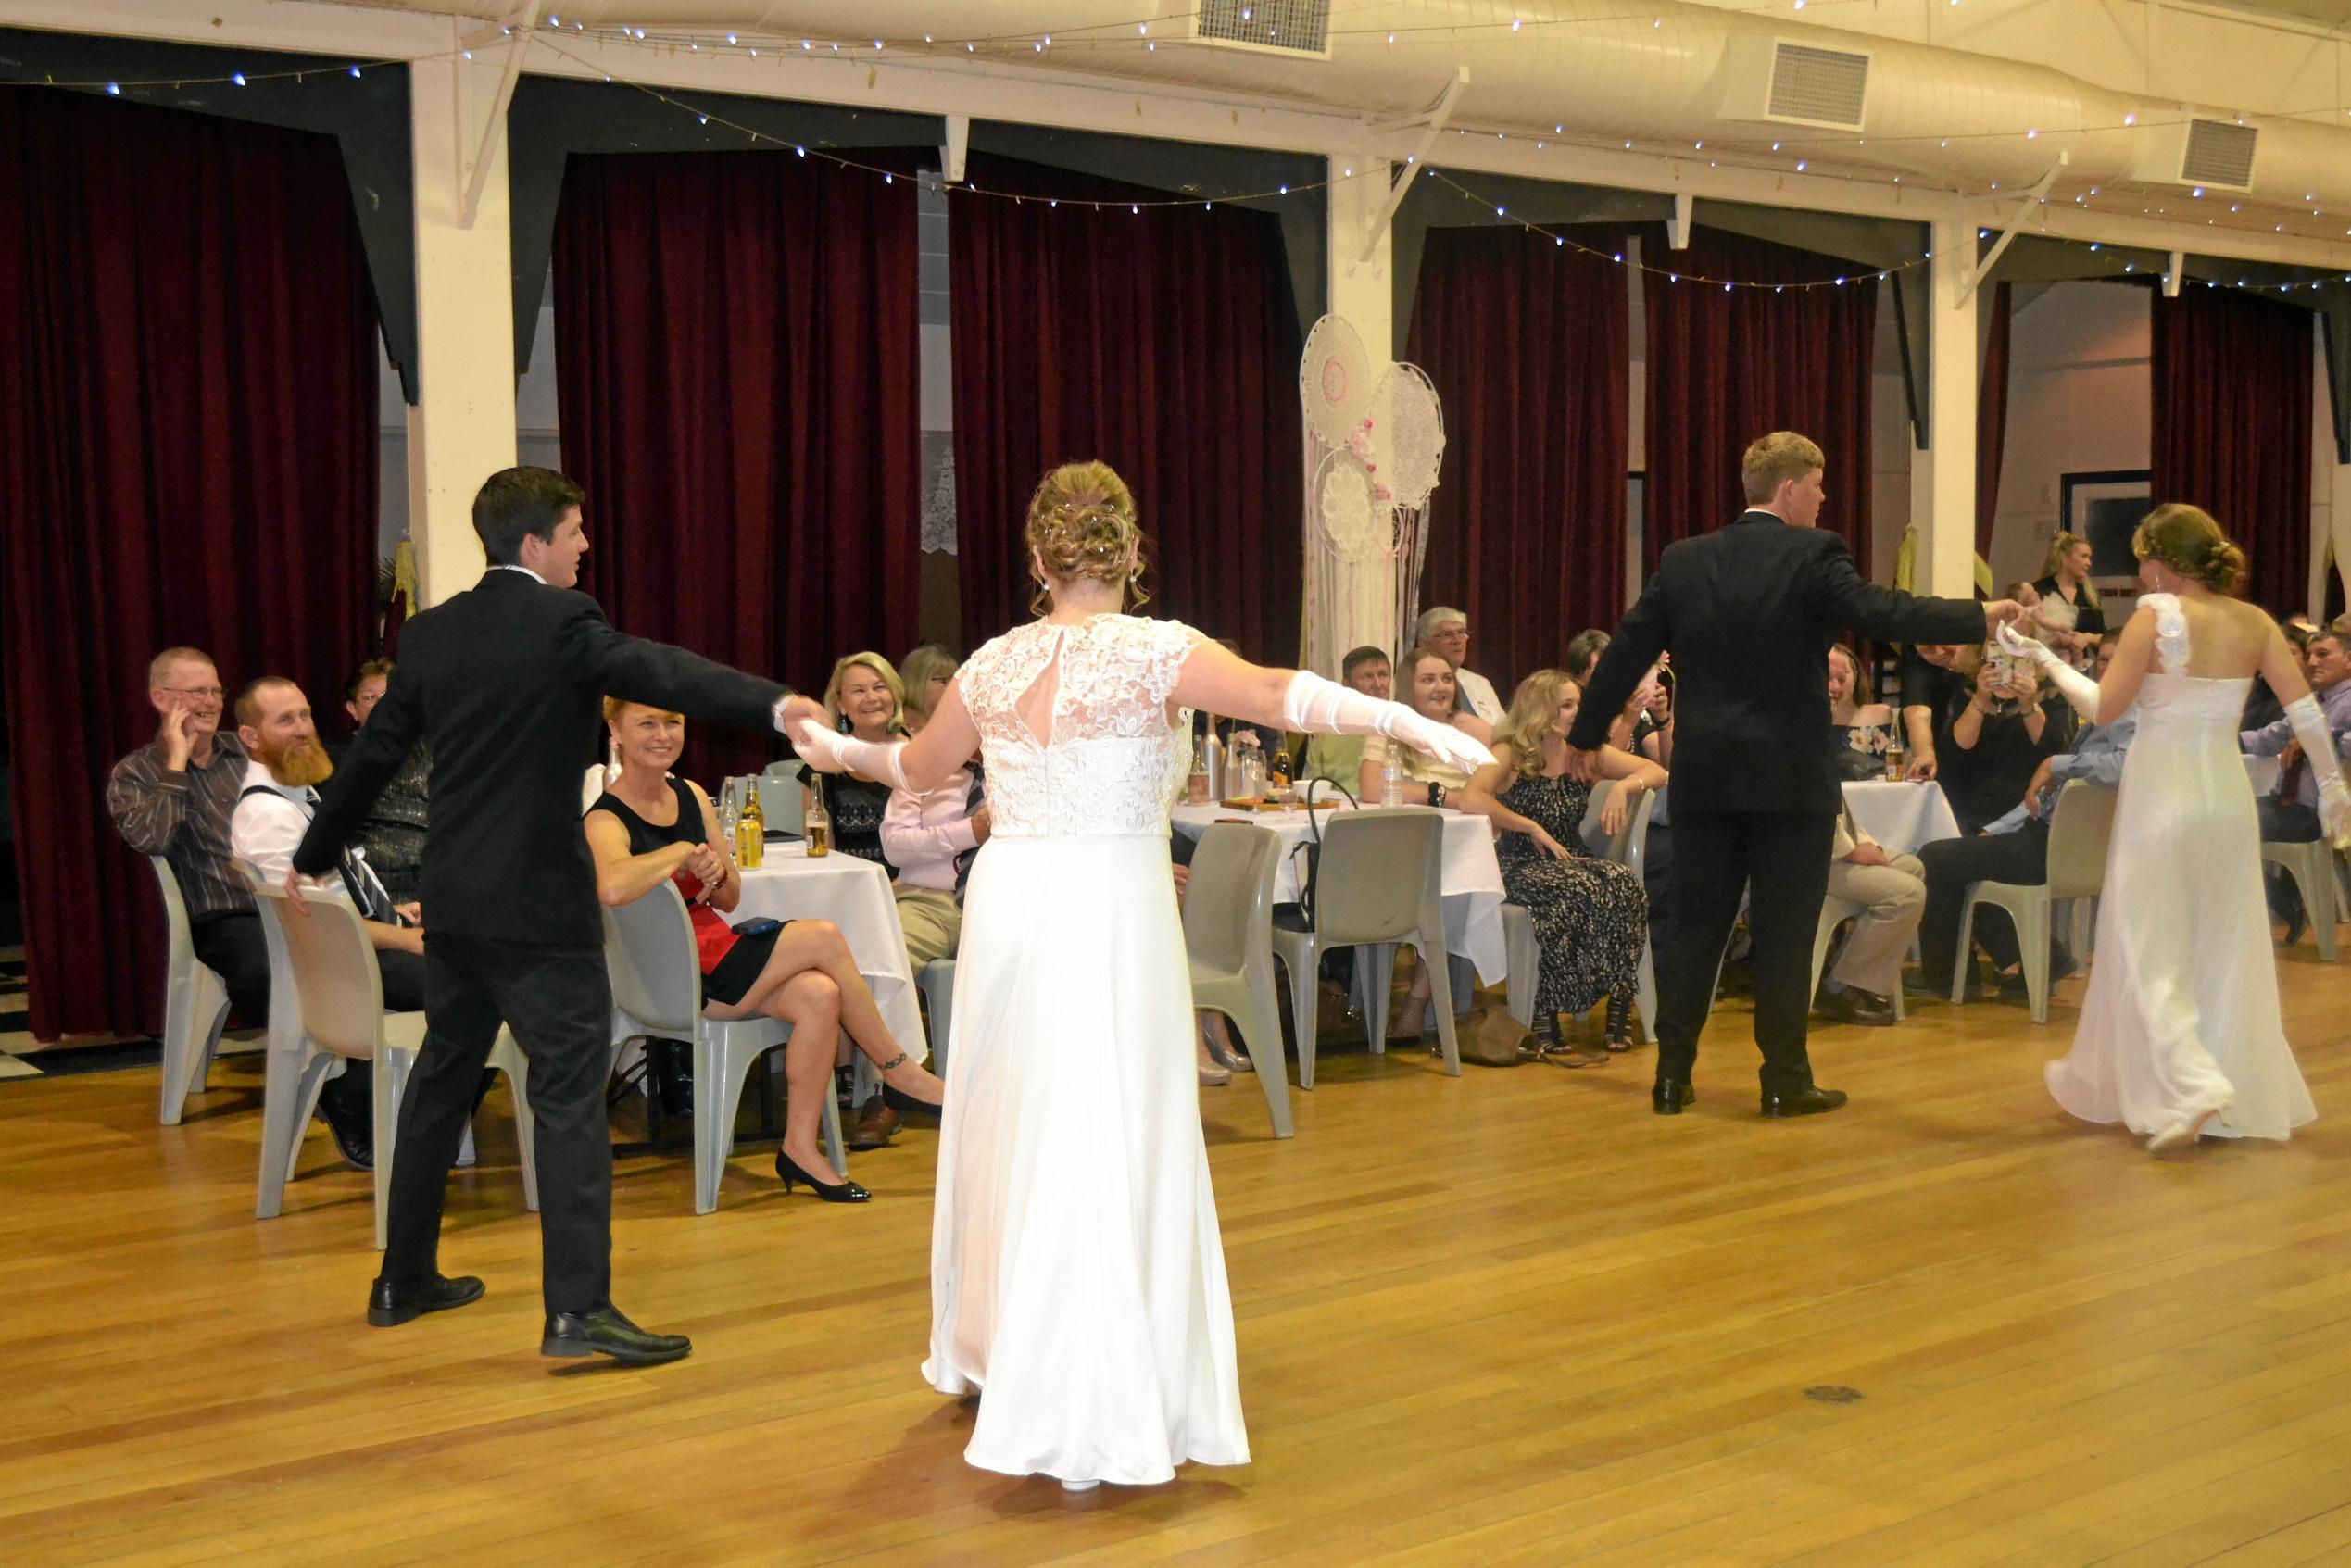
left=1603, top=991, right=1636, bottom=1052
left=776, top=1150, right=871, bottom=1203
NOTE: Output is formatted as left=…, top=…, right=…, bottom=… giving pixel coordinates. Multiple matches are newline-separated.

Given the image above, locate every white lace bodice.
left=955, top=614, right=1203, bottom=838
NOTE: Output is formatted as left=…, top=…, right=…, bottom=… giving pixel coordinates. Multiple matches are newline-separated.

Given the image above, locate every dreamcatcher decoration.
left=1298, top=315, right=1446, bottom=677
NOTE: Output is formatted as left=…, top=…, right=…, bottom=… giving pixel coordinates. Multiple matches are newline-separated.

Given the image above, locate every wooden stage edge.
left=7, top=949, right=2351, bottom=1567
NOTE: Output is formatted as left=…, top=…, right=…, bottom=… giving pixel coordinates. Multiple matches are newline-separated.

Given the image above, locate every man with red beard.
left=230, top=678, right=428, bottom=1168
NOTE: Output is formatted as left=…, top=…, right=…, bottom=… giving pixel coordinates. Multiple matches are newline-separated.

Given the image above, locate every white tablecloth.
left=734, top=849, right=927, bottom=1060
left=1170, top=803, right=1508, bottom=983
left=1842, top=780, right=1961, bottom=855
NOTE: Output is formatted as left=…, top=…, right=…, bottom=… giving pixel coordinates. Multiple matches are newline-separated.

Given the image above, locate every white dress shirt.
left=1455, top=667, right=1504, bottom=728
left=230, top=759, right=396, bottom=915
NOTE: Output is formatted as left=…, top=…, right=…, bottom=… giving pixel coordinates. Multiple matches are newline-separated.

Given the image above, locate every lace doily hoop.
left=1369, top=363, right=1446, bottom=511
left=1301, top=315, right=1373, bottom=451
left=1314, top=450, right=1388, bottom=563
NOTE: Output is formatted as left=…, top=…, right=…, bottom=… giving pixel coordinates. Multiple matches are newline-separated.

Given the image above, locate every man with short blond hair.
left=1741, top=431, right=1827, bottom=504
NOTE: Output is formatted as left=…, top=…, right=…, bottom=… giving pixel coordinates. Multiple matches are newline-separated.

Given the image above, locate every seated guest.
left=1904, top=640, right=2068, bottom=834
left=229, top=678, right=426, bottom=1010
left=230, top=678, right=426, bottom=1169
left=1816, top=802, right=1924, bottom=1026
left=1917, top=675, right=2136, bottom=1000
left=587, top=698, right=944, bottom=1200
left=1829, top=641, right=1896, bottom=776
left=788, top=652, right=907, bottom=868
left=2243, top=625, right=2351, bottom=941
left=1457, top=671, right=1655, bottom=1060
left=1299, top=646, right=1389, bottom=793
left=1358, top=645, right=1493, bottom=803
left=1415, top=606, right=1505, bottom=727
left=335, top=658, right=430, bottom=905
left=1637, top=676, right=1673, bottom=768
left=898, top=644, right=961, bottom=724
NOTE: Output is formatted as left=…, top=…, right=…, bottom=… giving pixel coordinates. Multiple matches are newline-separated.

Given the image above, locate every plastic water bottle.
left=1380, top=752, right=1402, bottom=809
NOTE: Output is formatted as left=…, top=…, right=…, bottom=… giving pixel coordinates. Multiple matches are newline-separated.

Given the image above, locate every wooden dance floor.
left=9, top=951, right=2351, bottom=1566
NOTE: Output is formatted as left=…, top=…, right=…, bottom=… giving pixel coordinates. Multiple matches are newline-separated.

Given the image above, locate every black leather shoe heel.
left=367, top=1273, right=484, bottom=1327
left=540, top=1305, right=691, bottom=1365
left=1651, top=1079, right=1694, bottom=1115
left=778, top=1151, right=871, bottom=1202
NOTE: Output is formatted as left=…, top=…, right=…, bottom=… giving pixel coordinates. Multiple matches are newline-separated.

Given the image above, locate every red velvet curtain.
left=1977, top=282, right=2013, bottom=559
left=949, top=152, right=1303, bottom=662
left=554, top=149, right=924, bottom=783
left=1642, top=227, right=1878, bottom=576
left=2152, top=285, right=2316, bottom=614
left=1406, top=224, right=1631, bottom=692
left=0, top=90, right=378, bottom=1039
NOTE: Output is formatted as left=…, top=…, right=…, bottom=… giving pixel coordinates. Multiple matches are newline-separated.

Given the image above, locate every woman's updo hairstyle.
left=2132, top=503, right=2248, bottom=596
left=1025, top=460, right=1147, bottom=613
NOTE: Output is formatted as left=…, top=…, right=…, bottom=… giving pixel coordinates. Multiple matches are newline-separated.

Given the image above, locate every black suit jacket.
left=295, top=570, right=788, bottom=947
left=1569, top=512, right=1986, bottom=815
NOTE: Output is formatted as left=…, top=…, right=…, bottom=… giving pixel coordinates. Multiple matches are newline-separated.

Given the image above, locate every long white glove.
left=1996, top=622, right=2099, bottom=721
left=2283, top=695, right=2351, bottom=848
left=786, top=720, right=909, bottom=792
left=1280, top=670, right=1496, bottom=776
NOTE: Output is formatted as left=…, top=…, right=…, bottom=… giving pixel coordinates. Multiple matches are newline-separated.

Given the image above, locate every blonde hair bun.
left=1025, top=460, right=1147, bottom=608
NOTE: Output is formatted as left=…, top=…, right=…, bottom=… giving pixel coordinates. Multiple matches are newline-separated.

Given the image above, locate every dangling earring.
left=1029, top=574, right=1051, bottom=617
left=1126, top=562, right=1150, bottom=610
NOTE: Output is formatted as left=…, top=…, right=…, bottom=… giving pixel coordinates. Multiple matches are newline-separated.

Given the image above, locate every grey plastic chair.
left=917, top=959, right=956, bottom=1077
left=2259, top=839, right=2343, bottom=961
left=1503, top=782, right=1658, bottom=1037
left=1951, top=780, right=2119, bottom=1022
left=146, top=856, right=229, bottom=1125
left=1809, top=895, right=1906, bottom=1022
left=601, top=880, right=846, bottom=1213
left=247, top=877, right=537, bottom=1246
left=757, top=766, right=806, bottom=838
left=1181, top=823, right=1293, bottom=1138
left=1269, top=807, right=1460, bottom=1086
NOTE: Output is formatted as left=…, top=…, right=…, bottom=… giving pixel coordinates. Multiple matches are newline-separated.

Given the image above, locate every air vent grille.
left=1767, top=43, right=1870, bottom=129
left=2180, top=119, right=2257, bottom=189
left=1193, top=0, right=1331, bottom=56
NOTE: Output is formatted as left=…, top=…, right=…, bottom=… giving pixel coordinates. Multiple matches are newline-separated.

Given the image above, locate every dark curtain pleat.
left=0, top=90, right=378, bottom=1038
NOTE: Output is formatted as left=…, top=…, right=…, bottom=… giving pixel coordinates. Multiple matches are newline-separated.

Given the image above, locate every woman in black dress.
left=587, top=698, right=942, bottom=1200
left=2033, top=531, right=2106, bottom=667
left=1458, top=671, right=1658, bottom=1060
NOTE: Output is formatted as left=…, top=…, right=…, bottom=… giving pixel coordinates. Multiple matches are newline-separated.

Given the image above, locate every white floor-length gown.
left=922, top=612, right=1250, bottom=1485
left=2044, top=593, right=2317, bottom=1141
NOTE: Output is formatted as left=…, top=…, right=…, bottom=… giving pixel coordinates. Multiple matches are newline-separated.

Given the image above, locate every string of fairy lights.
left=13, top=6, right=2351, bottom=297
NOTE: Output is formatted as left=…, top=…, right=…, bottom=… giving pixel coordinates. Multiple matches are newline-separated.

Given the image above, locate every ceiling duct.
left=1177, top=0, right=1332, bottom=60
left=2130, top=114, right=2259, bottom=193
left=1720, top=38, right=1872, bottom=132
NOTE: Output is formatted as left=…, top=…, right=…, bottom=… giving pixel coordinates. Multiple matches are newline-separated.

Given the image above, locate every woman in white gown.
left=1999, top=505, right=2348, bottom=1155
left=783, top=461, right=1492, bottom=1488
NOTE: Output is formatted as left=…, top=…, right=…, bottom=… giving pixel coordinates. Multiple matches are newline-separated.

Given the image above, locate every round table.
left=1841, top=779, right=1961, bottom=854
left=1170, top=802, right=1508, bottom=982
left=734, top=847, right=927, bottom=1060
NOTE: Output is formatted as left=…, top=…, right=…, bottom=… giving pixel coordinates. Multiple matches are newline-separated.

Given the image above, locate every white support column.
left=406, top=43, right=521, bottom=607
left=1313, top=153, right=1398, bottom=673
left=2328, top=463, right=2351, bottom=620
left=1909, top=217, right=1980, bottom=598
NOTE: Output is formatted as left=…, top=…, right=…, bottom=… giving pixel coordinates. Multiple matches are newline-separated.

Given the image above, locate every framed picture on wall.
left=2058, top=469, right=2152, bottom=608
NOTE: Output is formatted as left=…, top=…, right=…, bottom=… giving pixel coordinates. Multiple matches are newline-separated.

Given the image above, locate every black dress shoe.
left=367, top=1273, right=484, bottom=1327
left=1651, top=1078, right=1695, bottom=1115
left=319, top=1103, right=373, bottom=1172
left=1816, top=988, right=1894, bottom=1027
left=1761, top=1085, right=1849, bottom=1118
left=540, top=1305, right=692, bottom=1365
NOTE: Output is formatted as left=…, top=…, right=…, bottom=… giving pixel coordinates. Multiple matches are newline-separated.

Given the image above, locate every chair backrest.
left=1182, top=822, right=1281, bottom=974
left=756, top=772, right=805, bottom=837
left=1576, top=780, right=1655, bottom=867
left=2044, top=780, right=2121, bottom=899
left=246, top=879, right=387, bottom=1059
left=599, top=880, right=705, bottom=1034
left=1312, top=807, right=1445, bottom=945
left=146, top=856, right=199, bottom=978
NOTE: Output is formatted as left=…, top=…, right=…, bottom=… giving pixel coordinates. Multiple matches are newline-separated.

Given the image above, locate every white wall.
left=1989, top=282, right=2152, bottom=592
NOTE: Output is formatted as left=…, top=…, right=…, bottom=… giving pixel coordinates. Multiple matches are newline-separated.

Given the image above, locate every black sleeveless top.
left=589, top=776, right=703, bottom=855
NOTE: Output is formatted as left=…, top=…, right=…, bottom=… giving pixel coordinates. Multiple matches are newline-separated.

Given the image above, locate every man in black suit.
left=294, top=467, right=811, bottom=1364
left=1568, top=433, right=2021, bottom=1118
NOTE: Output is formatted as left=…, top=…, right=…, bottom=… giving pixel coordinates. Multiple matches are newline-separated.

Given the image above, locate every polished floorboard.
left=7, top=947, right=2351, bottom=1566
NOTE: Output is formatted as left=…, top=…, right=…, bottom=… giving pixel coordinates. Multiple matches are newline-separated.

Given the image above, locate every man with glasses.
left=107, top=648, right=374, bottom=1166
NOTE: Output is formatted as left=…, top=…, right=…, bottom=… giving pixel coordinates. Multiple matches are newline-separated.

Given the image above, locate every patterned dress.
left=1493, top=771, right=1649, bottom=1019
